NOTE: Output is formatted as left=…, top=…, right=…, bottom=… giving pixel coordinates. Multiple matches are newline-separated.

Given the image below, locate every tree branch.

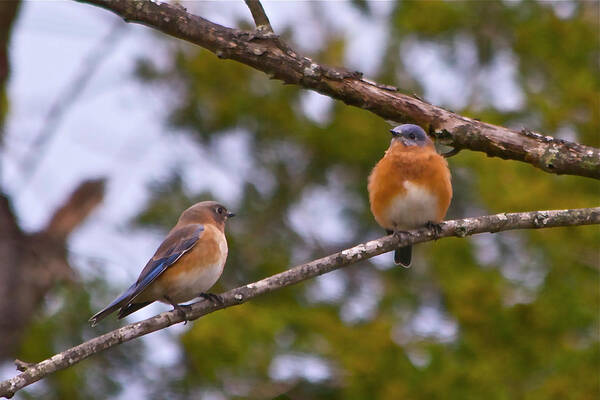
left=75, top=0, right=600, bottom=179
left=1, top=207, right=598, bottom=398
left=44, top=178, right=106, bottom=240
left=243, top=0, right=273, bottom=34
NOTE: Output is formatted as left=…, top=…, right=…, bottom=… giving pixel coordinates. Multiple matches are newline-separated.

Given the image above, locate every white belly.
left=385, top=181, right=438, bottom=230
left=165, top=259, right=226, bottom=303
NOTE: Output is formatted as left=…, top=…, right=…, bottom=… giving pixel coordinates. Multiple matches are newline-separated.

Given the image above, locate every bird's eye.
left=409, top=133, right=416, bottom=140
left=217, top=207, right=224, bottom=214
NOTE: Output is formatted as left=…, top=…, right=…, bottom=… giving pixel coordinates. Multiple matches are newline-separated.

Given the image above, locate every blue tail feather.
left=88, top=283, right=137, bottom=327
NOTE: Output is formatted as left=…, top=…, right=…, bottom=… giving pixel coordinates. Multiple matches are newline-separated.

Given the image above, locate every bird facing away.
left=368, top=124, right=452, bottom=267
left=89, top=201, right=235, bottom=326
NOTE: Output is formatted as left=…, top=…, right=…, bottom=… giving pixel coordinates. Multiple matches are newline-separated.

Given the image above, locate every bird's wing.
left=88, top=224, right=204, bottom=326
left=128, top=224, right=205, bottom=303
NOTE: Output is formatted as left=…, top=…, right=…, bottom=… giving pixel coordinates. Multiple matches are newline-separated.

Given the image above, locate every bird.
left=368, top=124, right=452, bottom=267
left=89, top=201, right=235, bottom=326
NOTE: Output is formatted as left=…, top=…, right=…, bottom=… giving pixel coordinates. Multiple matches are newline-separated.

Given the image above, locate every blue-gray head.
left=390, top=124, right=432, bottom=147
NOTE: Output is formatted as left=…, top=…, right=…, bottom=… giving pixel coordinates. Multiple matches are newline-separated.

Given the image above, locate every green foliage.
left=18, top=1, right=599, bottom=398
left=129, top=2, right=599, bottom=398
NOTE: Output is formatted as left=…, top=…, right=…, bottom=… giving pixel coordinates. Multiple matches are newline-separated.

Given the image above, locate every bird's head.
left=179, top=201, right=235, bottom=229
left=390, top=124, right=432, bottom=148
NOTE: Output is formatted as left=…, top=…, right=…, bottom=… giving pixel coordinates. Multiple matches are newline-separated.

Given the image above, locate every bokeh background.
left=1, top=1, right=598, bottom=399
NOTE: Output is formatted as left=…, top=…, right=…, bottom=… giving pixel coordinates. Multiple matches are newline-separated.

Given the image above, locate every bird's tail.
left=117, top=301, right=152, bottom=320
left=387, top=230, right=412, bottom=267
left=394, top=246, right=412, bottom=267
left=88, top=284, right=136, bottom=327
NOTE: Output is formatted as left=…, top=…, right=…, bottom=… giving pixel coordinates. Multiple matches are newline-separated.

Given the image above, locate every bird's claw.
left=425, top=221, right=443, bottom=238
left=392, top=230, right=409, bottom=240
left=179, top=305, right=192, bottom=325
left=165, top=295, right=191, bottom=324
left=199, top=292, right=224, bottom=305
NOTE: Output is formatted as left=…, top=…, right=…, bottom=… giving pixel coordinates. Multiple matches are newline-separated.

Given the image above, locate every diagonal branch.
left=19, top=21, right=126, bottom=188
left=1, top=207, right=598, bottom=398
left=75, top=0, right=600, bottom=179
left=243, top=0, right=273, bottom=34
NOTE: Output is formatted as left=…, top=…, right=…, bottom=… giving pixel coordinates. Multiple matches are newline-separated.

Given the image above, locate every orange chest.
left=150, top=226, right=228, bottom=302
left=159, top=226, right=227, bottom=282
left=368, top=146, right=452, bottom=229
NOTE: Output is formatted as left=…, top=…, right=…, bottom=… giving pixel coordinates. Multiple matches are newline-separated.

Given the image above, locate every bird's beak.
left=226, top=212, right=236, bottom=218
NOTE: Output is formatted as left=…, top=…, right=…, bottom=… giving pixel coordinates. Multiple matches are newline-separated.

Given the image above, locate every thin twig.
left=13, top=360, right=33, bottom=373
left=243, top=0, right=273, bottom=33
left=19, top=20, right=126, bottom=191
left=1, top=207, right=598, bottom=398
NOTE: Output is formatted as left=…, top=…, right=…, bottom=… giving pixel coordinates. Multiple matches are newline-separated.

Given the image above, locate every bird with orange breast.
left=368, top=124, right=452, bottom=267
left=89, top=201, right=234, bottom=326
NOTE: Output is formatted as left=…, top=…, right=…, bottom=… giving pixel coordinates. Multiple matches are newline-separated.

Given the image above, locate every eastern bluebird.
left=89, top=201, right=234, bottom=326
left=368, top=124, right=452, bottom=267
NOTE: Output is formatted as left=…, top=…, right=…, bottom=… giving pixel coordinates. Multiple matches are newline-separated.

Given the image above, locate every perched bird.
left=89, top=201, right=234, bottom=326
left=368, top=124, right=452, bottom=267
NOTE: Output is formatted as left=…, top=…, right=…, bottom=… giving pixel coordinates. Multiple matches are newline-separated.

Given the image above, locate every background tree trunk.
left=0, top=180, right=105, bottom=361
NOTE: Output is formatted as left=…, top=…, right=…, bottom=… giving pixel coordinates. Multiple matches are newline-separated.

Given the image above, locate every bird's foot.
left=389, top=229, right=409, bottom=240
left=164, top=296, right=191, bottom=324
left=425, top=221, right=443, bottom=239
left=199, top=292, right=224, bottom=305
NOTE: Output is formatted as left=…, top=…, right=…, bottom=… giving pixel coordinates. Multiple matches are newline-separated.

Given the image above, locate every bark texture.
left=77, top=0, right=600, bottom=179
left=1, top=207, right=598, bottom=398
